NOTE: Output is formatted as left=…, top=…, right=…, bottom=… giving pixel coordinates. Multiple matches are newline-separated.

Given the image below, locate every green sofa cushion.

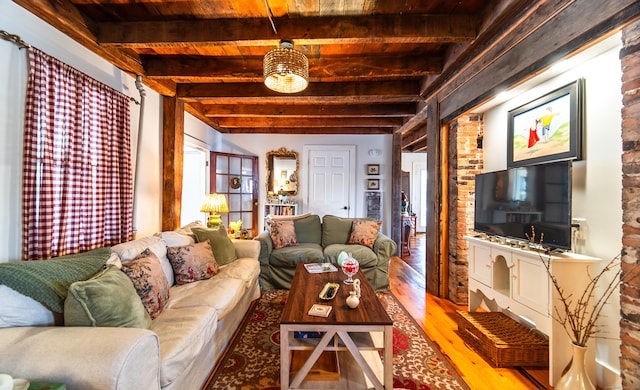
left=269, top=243, right=324, bottom=267
left=323, top=244, right=377, bottom=268
left=191, top=226, right=238, bottom=265
left=64, top=265, right=152, bottom=328
left=293, top=214, right=322, bottom=245
left=322, top=215, right=364, bottom=246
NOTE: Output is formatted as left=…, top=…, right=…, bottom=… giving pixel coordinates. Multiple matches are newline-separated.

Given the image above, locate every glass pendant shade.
left=263, top=40, right=309, bottom=94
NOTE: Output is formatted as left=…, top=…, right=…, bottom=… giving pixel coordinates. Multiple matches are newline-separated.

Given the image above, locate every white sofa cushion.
left=165, top=277, right=245, bottom=319
left=156, top=231, right=195, bottom=248
left=151, top=306, right=217, bottom=388
left=216, top=258, right=261, bottom=287
left=0, top=285, right=55, bottom=327
left=112, top=235, right=175, bottom=287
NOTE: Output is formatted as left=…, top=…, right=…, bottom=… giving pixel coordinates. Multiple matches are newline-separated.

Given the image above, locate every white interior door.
left=413, top=161, right=427, bottom=233
left=305, top=145, right=355, bottom=218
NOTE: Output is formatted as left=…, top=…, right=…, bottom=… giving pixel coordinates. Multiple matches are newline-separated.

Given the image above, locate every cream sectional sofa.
left=0, top=229, right=261, bottom=390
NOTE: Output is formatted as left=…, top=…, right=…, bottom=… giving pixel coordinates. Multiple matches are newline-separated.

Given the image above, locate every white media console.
left=464, top=235, right=601, bottom=386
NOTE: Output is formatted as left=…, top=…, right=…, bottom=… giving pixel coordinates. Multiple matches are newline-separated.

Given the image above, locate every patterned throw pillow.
left=166, top=241, right=220, bottom=285
left=121, top=248, right=170, bottom=320
left=348, top=219, right=382, bottom=249
left=269, top=220, right=298, bottom=249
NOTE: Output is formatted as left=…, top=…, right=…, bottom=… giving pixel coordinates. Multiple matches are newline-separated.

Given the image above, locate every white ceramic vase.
left=554, top=343, right=595, bottom=390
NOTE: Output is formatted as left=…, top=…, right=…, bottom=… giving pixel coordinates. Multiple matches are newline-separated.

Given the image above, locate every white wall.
left=219, top=133, right=394, bottom=234
left=0, top=0, right=164, bottom=260
left=480, top=41, right=623, bottom=388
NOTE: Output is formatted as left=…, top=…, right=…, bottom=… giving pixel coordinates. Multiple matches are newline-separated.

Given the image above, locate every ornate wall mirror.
left=266, top=148, right=299, bottom=196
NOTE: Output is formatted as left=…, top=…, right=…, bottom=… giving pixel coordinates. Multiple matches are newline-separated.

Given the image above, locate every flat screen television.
left=474, top=160, right=572, bottom=250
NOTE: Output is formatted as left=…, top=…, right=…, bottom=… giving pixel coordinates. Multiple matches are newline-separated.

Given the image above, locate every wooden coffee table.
left=280, top=263, right=393, bottom=389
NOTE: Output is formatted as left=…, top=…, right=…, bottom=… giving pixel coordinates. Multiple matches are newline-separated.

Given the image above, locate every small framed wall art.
left=366, top=164, right=380, bottom=175
left=367, top=179, right=380, bottom=190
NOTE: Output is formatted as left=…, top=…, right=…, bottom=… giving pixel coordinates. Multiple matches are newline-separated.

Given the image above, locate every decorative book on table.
left=308, top=304, right=332, bottom=317
left=304, top=263, right=338, bottom=273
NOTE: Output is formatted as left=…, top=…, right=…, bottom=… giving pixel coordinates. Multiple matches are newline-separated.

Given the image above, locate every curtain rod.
left=0, top=30, right=30, bottom=49
left=0, top=30, right=144, bottom=104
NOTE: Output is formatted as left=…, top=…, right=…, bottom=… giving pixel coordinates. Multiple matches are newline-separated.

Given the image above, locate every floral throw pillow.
left=121, top=248, right=170, bottom=320
left=166, top=241, right=220, bottom=285
left=348, top=219, right=382, bottom=249
left=269, top=220, right=298, bottom=249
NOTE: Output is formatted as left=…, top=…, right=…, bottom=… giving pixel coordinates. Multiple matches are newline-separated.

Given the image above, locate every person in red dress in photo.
left=528, top=118, right=541, bottom=148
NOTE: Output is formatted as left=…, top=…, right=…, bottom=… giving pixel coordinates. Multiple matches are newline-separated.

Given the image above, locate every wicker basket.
left=457, top=311, right=549, bottom=367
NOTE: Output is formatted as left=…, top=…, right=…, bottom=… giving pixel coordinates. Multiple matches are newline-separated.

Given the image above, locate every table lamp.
left=200, top=193, right=229, bottom=228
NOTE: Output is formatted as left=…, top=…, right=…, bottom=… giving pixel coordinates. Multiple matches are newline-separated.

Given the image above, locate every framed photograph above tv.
left=507, top=79, right=584, bottom=168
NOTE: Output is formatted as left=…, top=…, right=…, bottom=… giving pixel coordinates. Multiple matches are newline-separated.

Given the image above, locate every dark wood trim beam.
left=98, top=15, right=479, bottom=47
left=162, top=96, right=184, bottom=231
left=426, top=0, right=640, bottom=121
left=395, top=105, right=428, bottom=135
left=184, top=103, right=224, bottom=132
left=196, top=103, right=417, bottom=117
left=402, top=127, right=427, bottom=148
left=405, top=139, right=427, bottom=152
left=425, top=99, right=441, bottom=296
left=177, top=81, right=422, bottom=103
left=142, top=54, right=443, bottom=81
left=226, top=127, right=393, bottom=135
left=12, top=0, right=177, bottom=97
left=209, top=116, right=403, bottom=128
left=392, top=132, right=402, bottom=254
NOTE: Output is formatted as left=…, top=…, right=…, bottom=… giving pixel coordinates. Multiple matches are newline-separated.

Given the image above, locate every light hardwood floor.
left=390, top=233, right=551, bottom=390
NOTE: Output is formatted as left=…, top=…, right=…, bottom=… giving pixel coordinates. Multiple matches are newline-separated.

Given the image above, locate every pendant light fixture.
left=263, top=40, right=309, bottom=94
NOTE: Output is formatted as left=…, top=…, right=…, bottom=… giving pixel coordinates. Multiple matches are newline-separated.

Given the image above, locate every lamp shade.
left=200, top=193, right=229, bottom=214
left=263, top=40, right=309, bottom=94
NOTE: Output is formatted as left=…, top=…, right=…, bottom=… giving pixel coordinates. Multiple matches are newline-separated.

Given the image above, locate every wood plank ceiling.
left=13, top=0, right=495, bottom=152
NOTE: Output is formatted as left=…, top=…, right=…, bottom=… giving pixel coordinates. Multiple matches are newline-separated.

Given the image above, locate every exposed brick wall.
left=448, top=114, right=484, bottom=304
left=620, top=18, right=640, bottom=389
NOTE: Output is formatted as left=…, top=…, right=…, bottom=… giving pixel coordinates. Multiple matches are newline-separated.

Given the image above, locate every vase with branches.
left=526, top=226, right=639, bottom=389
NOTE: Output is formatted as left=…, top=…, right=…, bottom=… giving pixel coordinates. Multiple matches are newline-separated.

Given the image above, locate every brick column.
left=448, top=114, right=484, bottom=304
left=620, top=19, right=640, bottom=388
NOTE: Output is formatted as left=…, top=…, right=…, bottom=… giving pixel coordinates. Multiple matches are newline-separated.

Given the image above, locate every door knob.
left=343, top=206, right=348, bottom=210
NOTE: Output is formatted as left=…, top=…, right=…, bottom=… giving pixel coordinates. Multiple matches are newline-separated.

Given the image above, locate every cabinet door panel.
left=512, top=254, right=549, bottom=315
left=469, top=244, right=492, bottom=287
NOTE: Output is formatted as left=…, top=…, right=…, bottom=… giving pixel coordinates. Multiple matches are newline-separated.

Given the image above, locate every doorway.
left=303, top=145, right=356, bottom=218
left=181, top=145, right=208, bottom=227
left=210, top=152, right=259, bottom=238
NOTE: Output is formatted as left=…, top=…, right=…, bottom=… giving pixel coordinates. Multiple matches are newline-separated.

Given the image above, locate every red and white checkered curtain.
left=22, top=47, right=133, bottom=260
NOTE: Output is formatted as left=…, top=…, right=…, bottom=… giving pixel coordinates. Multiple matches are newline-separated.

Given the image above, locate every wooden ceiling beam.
left=395, top=105, right=428, bottom=135
left=12, top=0, right=180, bottom=96
left=142, top=55, right=443, bottom=80
left=177, top=81, right=421, bottom=103
left=405, top=138, right=427, bottom=152
left=402, top=129, right=427, bottom=148
left=97, top=15, right=479, bottom=47
left=225, top=127, right=394, bottom=134
left=209, top=116, right=403, bottom=128
left=195, top=102, right=417, bottom=117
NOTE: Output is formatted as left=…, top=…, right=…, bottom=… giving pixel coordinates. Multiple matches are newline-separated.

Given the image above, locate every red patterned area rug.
left=204, top=289, right=469, bottom=390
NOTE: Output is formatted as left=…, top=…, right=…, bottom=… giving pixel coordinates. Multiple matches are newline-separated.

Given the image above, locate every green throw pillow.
left=191, top=226, right=238, bottom=266
left=64, top=265, right=152, bottom=328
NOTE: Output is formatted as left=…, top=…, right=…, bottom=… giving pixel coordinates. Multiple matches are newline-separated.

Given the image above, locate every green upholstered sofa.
left=255, top=214, right=397, bottom=291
